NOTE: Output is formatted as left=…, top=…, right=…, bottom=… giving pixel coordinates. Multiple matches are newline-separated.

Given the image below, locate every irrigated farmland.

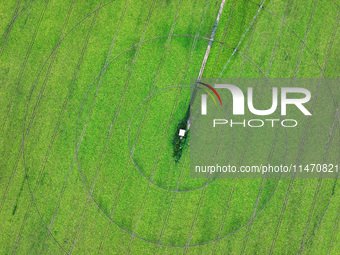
left=0, top=0, right=339, bottom=254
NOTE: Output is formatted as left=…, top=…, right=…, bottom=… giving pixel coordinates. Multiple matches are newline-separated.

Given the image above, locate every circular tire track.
left=74, top=34, right=282, bottom=249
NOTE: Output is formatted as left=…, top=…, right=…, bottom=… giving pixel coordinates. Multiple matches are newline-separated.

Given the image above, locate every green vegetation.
left=0, top=0, right=339, bottom=254
left=172, top=106, right=190, bottom=161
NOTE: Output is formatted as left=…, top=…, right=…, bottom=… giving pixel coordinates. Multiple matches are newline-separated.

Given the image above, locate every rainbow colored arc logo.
left=197, top=82, right=222, bottom=106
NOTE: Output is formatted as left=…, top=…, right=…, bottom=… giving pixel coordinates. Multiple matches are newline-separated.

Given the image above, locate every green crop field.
left=0, top=0, right=339, bottom=254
